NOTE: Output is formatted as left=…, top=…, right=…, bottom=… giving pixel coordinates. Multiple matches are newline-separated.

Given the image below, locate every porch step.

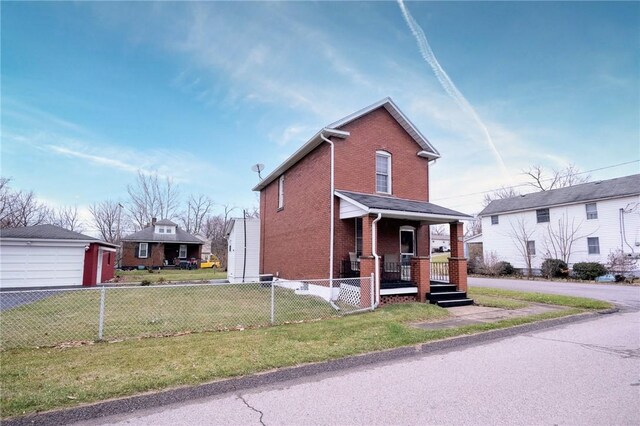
left=429, top=284, right=457, bottom=293
left=427, top=291, right=468, bottom=302
left=435, top=298, right=474, bottom=308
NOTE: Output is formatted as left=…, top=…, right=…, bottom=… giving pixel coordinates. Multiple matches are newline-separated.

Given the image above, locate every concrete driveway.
left=470, top=276, right=640, bottom=311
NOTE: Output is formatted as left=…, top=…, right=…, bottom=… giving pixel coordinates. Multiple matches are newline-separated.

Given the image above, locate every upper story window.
left=586, top=203, right=598, bottom=220
left=587, top=237, right=600, bottom=255
left=166, top=227, right=172, bottom=234
left=138, top=242, right=148, bottom=258
left=536, top=208, right=550, bottom=223
left=278, top=175, right=285, bottom=209
left=491, top=215, right=499, bottom=225
left=158, top=227, right=165, bottom=233
left=375, top=151, right=391, bottom=194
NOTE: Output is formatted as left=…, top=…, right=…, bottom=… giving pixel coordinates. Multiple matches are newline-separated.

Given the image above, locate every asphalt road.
left=83, top=309, right=640, bottom=426
left=470, top=277, right=640, bottom=311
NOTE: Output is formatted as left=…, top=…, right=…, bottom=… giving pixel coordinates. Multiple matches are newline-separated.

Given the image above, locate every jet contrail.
left=397, top=0, right=510, bottom=180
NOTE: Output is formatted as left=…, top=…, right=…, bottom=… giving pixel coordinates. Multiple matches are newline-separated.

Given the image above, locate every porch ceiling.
left=336, top=190, right=472, bottom=223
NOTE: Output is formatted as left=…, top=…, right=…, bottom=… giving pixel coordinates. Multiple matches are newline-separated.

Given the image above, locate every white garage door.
left=0, top=244, right=86, bottom=288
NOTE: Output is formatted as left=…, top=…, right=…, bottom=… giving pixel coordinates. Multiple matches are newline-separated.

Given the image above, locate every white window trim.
left=375, top=151, right=392, bottom=195
left=399, top=225, right=416, bottom=256
left=179, top=244, right=188, bottom=259
left=278, top=175, right=285, bottom=209
left=586, top=203, right=598, bottom=220
left=139, top=242, right=149, bottom=258
left=587, top=237, right=600, bottom=255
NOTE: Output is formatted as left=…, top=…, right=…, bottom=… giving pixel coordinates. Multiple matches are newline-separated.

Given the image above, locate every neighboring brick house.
left=253, top=98, right=473, bottom=307
left=121, top=219, right=203, bottom=269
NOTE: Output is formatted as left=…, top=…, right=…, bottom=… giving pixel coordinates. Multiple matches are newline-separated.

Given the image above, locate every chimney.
left=152, top=217, right=157, bottom=226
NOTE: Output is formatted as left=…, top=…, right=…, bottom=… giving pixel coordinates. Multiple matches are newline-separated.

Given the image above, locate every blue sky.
left=2, top=1, right=639, bottom=229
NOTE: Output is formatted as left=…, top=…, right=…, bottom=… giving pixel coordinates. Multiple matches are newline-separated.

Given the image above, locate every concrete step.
left=435, top=298, right=474, bottom=308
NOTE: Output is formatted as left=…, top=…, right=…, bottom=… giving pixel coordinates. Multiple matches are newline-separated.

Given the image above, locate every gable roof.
left=336, top=190, right=472, bottom=222
left=121, top=226, right=203, bottom=244
left=155, top=219, right=177, bottom=226
left=253, top=97, right=440, bottom=192
left=479, top=174, right=640, bottom=216
left=0, top=224, right=98, bottom=241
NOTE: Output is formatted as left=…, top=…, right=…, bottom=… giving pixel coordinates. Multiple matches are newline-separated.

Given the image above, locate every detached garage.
left=0, top=224, right=117, bottom=289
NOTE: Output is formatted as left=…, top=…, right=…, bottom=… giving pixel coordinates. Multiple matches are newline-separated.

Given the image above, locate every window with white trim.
left=491, top=215, right=499, bottom=225
left=355, top=218, right=363, bottom=257
left=138, top=243, right=148, bottom=258
left=179, top=244, right=187, bottom=259
left=375, top=151, right=391, bottom=194
left=587, top=237, right=600, bottom=255
left=158, top=227, right=165, bottom=233
left=586, top=203, right=598, bottom=220
left=536, top=208, right=550, bottom=223
left=166, top=227, right=172, bottom=234
left=278, top=175, right=285, bottom=209
left=527, top=240, right=536, bottom=256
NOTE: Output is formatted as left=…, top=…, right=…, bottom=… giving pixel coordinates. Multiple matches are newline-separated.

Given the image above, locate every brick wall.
left=122, top=242, right=165, bottom=268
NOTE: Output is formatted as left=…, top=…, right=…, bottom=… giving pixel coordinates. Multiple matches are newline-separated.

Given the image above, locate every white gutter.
left=320, top=131, right=336, bottom=282
left=371, top=213, right=382, bottom=306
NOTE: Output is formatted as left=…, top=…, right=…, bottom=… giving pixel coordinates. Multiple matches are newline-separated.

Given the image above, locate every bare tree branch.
left=51, top=205, right=84, bottom=232
left=507, top=217, right=536, bottom=277
left=126, top=171, right=180, bottom=230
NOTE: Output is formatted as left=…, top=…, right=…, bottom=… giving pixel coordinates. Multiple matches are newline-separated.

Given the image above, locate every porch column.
left=359, top=215, right=375, bottom=307
left=411, top=257, right=430, bottom=303
left=416, top=223, right=430, bottom=257
left=449, top=222, right=468, bottom=292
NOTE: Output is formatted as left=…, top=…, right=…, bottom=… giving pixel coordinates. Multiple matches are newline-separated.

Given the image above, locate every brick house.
left=253, top=98, right=473, bottom=307
left=121, top=219, right=203, bottom=269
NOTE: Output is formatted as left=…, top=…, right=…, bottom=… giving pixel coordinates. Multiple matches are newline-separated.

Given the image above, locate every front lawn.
left=116, top=268, right=227, bottom=283
left=0, top=289, right=611, bottom=419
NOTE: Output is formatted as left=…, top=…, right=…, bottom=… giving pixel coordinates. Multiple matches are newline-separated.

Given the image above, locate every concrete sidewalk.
left=414, top=303, right=568, bottom=329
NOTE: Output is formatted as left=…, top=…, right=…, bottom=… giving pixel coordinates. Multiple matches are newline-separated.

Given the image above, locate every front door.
left=399, top=228, right=415, bottom=281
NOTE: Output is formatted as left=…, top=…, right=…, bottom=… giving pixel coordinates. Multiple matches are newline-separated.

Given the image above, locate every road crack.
left=238, top=394, right=266, bottom=426
left=526, top=335, right=640, bottom=359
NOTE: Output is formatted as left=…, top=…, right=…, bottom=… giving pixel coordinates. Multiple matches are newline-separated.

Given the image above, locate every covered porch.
left=336, top=190, right=473, bottom=307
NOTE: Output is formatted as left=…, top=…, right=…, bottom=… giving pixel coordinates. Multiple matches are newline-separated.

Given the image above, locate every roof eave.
left=252, top=128, right=350, bottom=192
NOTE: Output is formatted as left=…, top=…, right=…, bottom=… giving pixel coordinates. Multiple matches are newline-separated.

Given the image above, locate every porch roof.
left=336, top=190, right=472, bottom=222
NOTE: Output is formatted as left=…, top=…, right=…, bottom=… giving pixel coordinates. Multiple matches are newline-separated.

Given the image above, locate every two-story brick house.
left=253, top=98, right=473, bottom=307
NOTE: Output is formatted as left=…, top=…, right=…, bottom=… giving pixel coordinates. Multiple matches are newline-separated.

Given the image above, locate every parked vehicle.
left=200, top=254, right=221, bottom=269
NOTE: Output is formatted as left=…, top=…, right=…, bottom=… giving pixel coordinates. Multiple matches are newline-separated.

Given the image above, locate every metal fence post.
left=98, top=286, right=106, bottom=340
left=270, top=281, right=275, bottom=324
left=370, top=273, right=375, bottom=310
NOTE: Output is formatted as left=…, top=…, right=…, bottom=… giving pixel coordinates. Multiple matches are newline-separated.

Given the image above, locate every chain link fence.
left=0, top=276, right=374, bottom=349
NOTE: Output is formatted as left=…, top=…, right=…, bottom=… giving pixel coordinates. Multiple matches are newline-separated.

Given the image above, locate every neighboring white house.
left=431, top=234, right=451, bottom=252
left=225, top=217, right=260, bottom=283
left=478, top=174, right=640, bottom=273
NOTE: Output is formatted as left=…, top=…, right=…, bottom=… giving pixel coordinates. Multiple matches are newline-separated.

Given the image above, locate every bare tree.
left=51, top=206, right=84, bottom=232
left=465, top=215, right=482, bottom=237
left=482, top=186, right=520, bottom=207
left=203, top=204, right=237, bottom=268
left=523, top=164, right=590, bottom=191
left=127, top=171, right=180, bottom=230
left=606, top=249, right=638, bottom=279
left=1, top=188, right=51, bottom=228
left=430, top=224, right=447, bottom=236
left=89, top=200, right=124, bottom=244
left=542, top=213, right=593, bottom=264
left=507, top=217, right=536, bottom=277
left=179, top=195, right=214, bottom=235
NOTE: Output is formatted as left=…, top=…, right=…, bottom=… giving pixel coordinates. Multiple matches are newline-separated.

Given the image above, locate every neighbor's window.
left=166, top=227, right=172, bottom=234
left=138, top=243, right=148, bottom=258
left=491, top=215, right=499, bottom=225
left=536, top=208, right=550, bottom=223
left=586, top=203, right=598, bottom=220
left=527, top=240, right=536, bottom=256
left=179, top=244, right=187, bottom=259
left=355, top=218, right=363, bottom=257
left=158, top=227, right=165, bottom=233
left=278, top=175, right=285, bottom=209
left=375, top=151, right=391, bottom=194
left=587, top=237, right=600, bottom=255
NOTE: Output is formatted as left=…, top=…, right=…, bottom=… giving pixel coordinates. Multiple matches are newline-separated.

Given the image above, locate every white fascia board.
left=98, top=246, right=118, bottom=253
left=417, top=150, right=439, bottom=160
left=479, top=194, right=640, bottom=217
left=252, top=128, right=349, bottom=192
left=0, top=238, right=94, bottom=247
left=369, top=209, right=472, bottom=222
left=380, top=287, right=418, bottom=295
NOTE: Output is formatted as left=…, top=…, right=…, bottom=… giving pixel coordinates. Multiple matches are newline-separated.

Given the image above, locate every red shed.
left=83, top=241, right=118, bottom=286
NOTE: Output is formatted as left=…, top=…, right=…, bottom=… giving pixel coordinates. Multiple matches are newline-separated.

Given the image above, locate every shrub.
left=572, top=262, right=608, bottom=281
left=158, top=277, right=166, bottom=283
left=495, top=261, right=514, bottom=276
left=140, top=279, right=152, bottom=286
left=541, top=258, right=569, bottom=279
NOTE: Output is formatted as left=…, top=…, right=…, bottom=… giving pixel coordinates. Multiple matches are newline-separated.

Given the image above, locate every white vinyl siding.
left=226, top=218, right=261, bottom=283
left=138, top=243, right=148, bottom=258
left=375, top=151, right=391, bottom=194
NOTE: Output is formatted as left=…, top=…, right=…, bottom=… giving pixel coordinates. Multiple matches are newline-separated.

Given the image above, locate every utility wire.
left=431, top=160, right=639, bottom=202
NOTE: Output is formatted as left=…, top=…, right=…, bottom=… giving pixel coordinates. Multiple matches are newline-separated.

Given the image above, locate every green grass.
left=0, top=284, right=339, bottom=349
left=0, top=289, right=611, bottom=418
left=430, top=252, right=450, bottom=263
left=116, top=268, right=227, bottom=283
left=469, top=294, right=529, bottom=310
left=469, top=287, right=613, bottom=310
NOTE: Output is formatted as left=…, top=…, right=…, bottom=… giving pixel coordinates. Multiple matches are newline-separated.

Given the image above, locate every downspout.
left=320, top=132, right=335, bottom=283
left=371, top=213, right=382, bottom=307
